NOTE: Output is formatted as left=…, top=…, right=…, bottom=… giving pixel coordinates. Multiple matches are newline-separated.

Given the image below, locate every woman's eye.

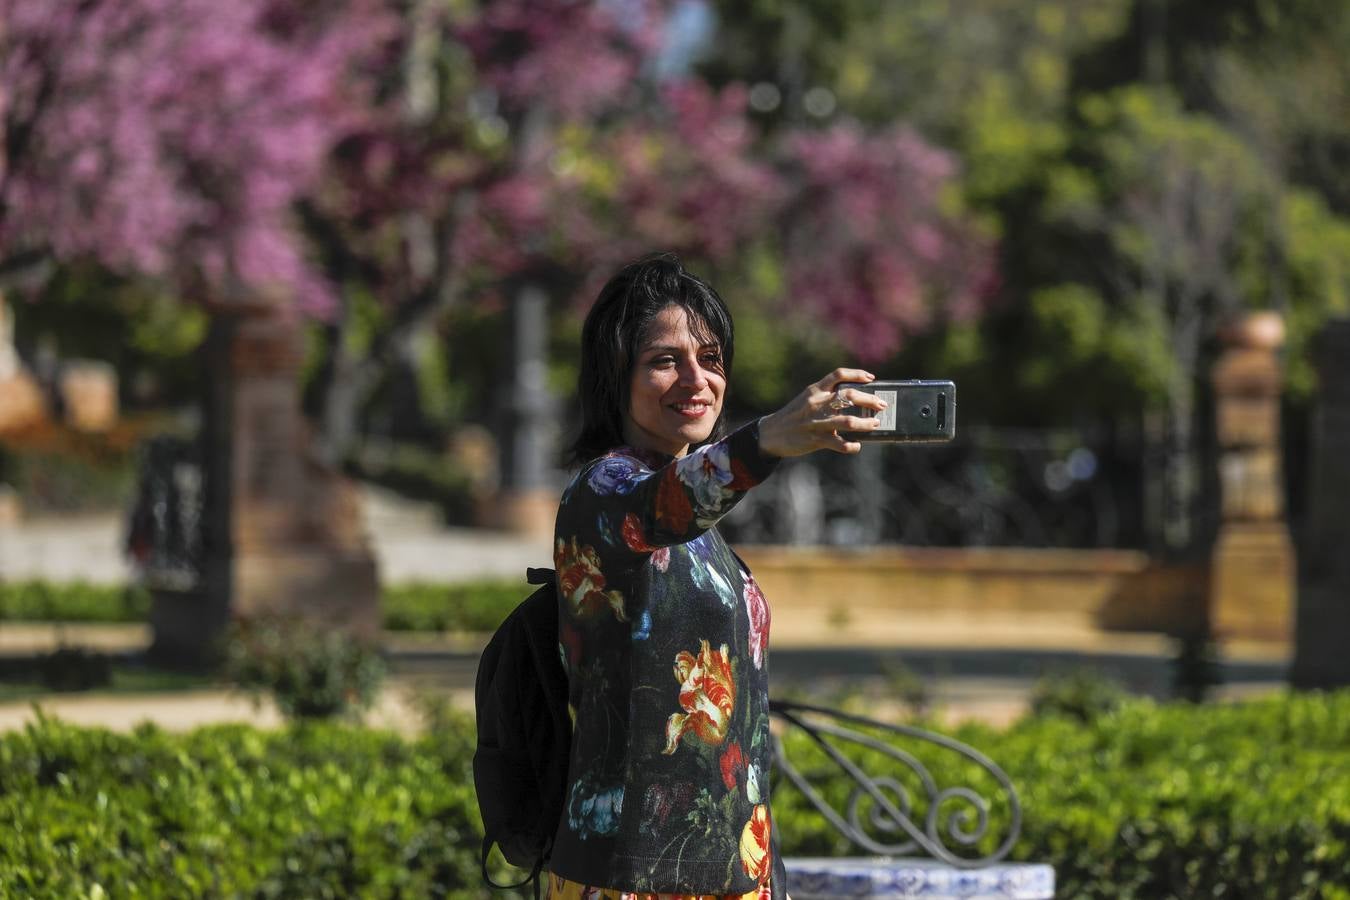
left=652, top=356, right=676, bottom=368
left=700, top=353, right=722, bottom=367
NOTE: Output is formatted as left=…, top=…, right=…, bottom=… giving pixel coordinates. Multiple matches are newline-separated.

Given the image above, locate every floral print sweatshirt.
left=550, top=421, right=782, bottom=896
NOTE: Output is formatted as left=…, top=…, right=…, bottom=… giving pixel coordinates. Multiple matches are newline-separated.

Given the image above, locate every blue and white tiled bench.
left=784, top=858, right=1055, bottom=900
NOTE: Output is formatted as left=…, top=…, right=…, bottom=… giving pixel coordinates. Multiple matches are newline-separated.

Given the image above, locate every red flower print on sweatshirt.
left=663, top=640, right=735, bottom=754
left=556, top=536, right=627, bottom=621
left=720, top=741, right=748, bottom=791
left=740, top=804, right=772, bottom=881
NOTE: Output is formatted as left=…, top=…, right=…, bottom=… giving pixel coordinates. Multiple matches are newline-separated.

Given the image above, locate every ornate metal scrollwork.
left=768, top=699, right=1022, bottom=868
left=124, top=435, right=204, bottom=592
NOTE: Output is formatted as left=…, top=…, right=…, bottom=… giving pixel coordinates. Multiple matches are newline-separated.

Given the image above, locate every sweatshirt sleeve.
left=560, top=419, right=780, bottom=558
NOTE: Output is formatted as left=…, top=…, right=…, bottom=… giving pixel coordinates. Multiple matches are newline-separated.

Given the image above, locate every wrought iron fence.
left=124, top=435, right=204, bottom=591
left=722, top=425, right=1153, bottom=549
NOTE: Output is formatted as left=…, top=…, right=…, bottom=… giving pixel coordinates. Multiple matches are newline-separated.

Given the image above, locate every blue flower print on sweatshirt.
left=588, top=456, right=642, bottom=497
left=567, top=780, right=624, bottom=839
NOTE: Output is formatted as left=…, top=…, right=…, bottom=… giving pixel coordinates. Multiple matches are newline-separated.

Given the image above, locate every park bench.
left=770, top=699, right=1053, bottom=899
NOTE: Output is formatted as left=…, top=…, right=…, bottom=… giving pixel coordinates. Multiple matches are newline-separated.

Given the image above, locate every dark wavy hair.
left=565, top=253, right=735, bottom=467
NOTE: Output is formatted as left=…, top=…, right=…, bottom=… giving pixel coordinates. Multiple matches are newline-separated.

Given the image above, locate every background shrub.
left=36, top=646, right=114, bottom=692
left=0, top=421, right=142, bottom=514
left=1027, top=666, right=1128, bottom=722
left=224, top=620, right=386, bottom=720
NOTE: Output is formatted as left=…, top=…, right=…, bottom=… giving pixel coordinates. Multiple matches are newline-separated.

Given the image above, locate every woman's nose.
left=678, top=358, right=710, bottom=388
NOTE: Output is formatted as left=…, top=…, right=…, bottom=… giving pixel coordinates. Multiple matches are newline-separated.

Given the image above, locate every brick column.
left=226, top=306, right=380, bottom=634
left=1207, top=312, right=1294, bottom=645
left=1294, top=319, right=1350, bottom=686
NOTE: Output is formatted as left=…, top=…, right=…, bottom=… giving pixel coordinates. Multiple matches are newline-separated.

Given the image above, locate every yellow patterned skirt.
left=546, top=872, right=772, bottom=900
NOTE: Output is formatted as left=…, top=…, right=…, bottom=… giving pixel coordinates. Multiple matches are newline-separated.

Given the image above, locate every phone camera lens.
left=920, top=405, right=932, bottom=417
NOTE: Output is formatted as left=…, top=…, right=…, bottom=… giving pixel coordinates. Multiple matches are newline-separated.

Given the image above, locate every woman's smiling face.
left=623, top=304, right=726, bottom=458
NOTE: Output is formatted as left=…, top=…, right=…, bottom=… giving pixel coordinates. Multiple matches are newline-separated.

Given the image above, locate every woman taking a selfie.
left=549, top=253, right=886, bottom=900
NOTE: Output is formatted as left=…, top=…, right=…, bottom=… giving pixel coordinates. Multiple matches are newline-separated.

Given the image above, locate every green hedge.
left=772, top=690, right=1350, bottom=899
left=0, top=713, right=491, bottom=899
left=2, top=692, right=1347, bottom=898
left=0, top=580, right=525, bottom=633
left=0, top=581, right=151, bottom=623
left=381, top=581, right=525, bottom=633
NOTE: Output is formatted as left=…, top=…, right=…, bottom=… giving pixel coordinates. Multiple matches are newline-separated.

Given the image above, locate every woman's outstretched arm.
left=558, top=368, right=887, bottom=556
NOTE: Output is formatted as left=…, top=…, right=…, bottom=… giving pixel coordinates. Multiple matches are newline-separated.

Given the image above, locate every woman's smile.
left=670, top=399, right=713, bottom=417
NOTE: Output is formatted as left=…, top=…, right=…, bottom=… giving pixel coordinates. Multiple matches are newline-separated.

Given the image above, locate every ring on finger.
left=827, top=390, right=850, bottom=411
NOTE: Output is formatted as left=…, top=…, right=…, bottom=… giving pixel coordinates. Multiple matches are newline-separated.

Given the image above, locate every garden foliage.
left=224, top=620, right=386, bottom=721
left=0, top=714, right=483, bottom=898
left=0, top=581, right=150, bottom=624
left=0, top=579, right=524, bottom=634
left=0, top=691, right=1346, bottom=898
left=772, top=690, right=1350, bottom=899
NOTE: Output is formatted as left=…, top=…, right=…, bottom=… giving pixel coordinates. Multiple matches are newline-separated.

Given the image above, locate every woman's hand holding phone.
left=757, top=368, right=889, bottom=457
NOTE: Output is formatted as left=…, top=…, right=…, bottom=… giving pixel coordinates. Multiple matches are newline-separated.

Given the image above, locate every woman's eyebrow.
left=642, top=343, right=720, bottom=354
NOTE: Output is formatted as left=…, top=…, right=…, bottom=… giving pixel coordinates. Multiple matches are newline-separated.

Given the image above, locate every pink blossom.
left=455, top=0, right=665, bottom=119
left=781, top=122, right=996, bottom=360
left=0, top=0, right=393, bottom=308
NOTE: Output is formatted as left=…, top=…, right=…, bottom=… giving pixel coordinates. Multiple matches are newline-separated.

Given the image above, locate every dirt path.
left=0, top=682, right=476, bottom=736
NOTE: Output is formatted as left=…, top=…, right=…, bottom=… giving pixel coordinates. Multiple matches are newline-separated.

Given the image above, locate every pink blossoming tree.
left=0, top=0, right=391, bottom=309
left=2, top=0, right=995, bottom=460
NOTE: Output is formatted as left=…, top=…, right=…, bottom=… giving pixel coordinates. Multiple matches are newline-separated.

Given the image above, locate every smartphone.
left=837, top=380, right=956, bottom=443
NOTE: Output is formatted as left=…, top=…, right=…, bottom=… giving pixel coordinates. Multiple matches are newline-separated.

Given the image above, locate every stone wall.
left=736, top=545, right=1217, bottom=645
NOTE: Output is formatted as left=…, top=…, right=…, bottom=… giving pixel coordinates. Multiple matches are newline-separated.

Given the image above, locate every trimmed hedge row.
left=0, top=581, right=152, bottom=624
left=0, top=713, right=489, bottom=899
left=1, top=692, right=1347, bottom=898
left=0, top=579, right=524, bottom=633
left=380, top=581, right=525, bottom=633
left=772, top=690, right=1350, bottom=899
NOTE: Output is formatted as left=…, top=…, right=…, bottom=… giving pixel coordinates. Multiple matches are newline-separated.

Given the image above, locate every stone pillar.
left=0, top=296, right=18, bottom=381
left=1294, top=319, right=1350, bottom=686
left=496, top=281, right=558, bottom=537
left=151, top=302, right=380, bottom=664
left=59, top=360, right=118, bottom=432
left=1206, top=312, right=1295, bottom=645
left=0, top=297, right=45, bottom=438
left=0, top=295, right=40, bottom=523
left=228, top=305, right=380, bottom=630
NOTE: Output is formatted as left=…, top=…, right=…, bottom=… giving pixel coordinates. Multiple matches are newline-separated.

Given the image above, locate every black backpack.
left=473, top=566, right=571, bottom=896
